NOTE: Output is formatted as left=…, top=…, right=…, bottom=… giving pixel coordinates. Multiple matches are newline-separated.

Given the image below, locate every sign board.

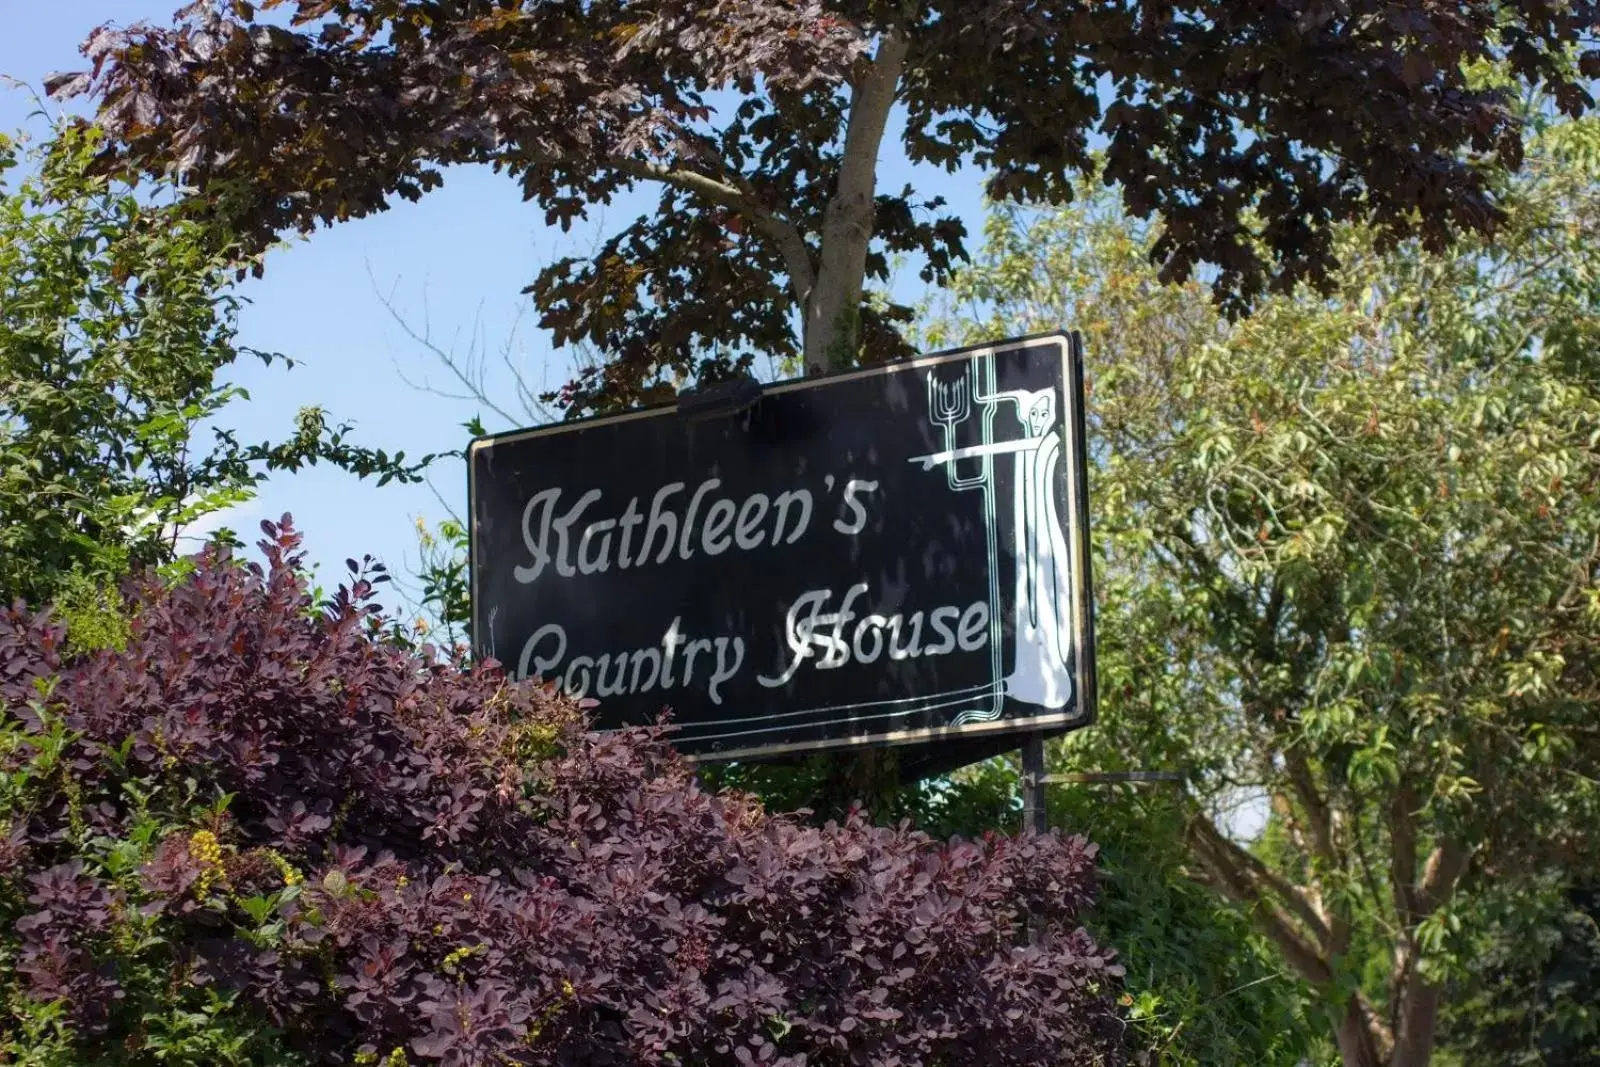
left=468, top=333, right=1095, bottom=762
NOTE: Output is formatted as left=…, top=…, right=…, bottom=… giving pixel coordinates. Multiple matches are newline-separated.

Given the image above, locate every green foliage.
left=1049, top=780, right=1318, bottom=1067
left=0, top=123, right=435, bottom=609
left=1434, top=876, right=1600, bottom=1067
left=49, top=574, right=131, bottom=656
left=925, top=127, right=1600, bottom=1065
left=404, top=515, right=471, bottom=651
left=0, top=692, right=304, bottom=1065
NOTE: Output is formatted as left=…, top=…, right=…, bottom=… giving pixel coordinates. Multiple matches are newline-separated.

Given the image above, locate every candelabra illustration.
left=910, top=357, right=1075, bottom=712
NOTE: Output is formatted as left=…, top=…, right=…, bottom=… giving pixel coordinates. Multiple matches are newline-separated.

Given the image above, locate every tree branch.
left=1416, top=838, right=1470, bottom=914
left=1388, top=786, right=1420, bottom=925
left=1384, top=837, right=1470, bottom=1066
left=1284, top=745, right=1342, bottom=873
left=1184, top=810, right=1334, bottom=982
left=607, top=156, right=816, bottom=307
left=527, top=139, right=819, bottom=312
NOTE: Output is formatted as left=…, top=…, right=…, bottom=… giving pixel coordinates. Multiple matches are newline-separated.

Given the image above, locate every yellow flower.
left=188, top=829, right=226, bottom=898
left=259, top=848, right=303, bottom=888
left=441, top=944, right=482, bottom=973
left=188, top=829, right=222, bottom=864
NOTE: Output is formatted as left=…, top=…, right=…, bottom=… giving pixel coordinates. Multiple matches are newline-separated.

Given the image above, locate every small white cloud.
left=176, top=501, right=263, bottom=547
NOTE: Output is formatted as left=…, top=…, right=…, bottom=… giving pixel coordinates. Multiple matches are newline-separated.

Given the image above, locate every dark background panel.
left=470, top=337, right=1084, bottom=760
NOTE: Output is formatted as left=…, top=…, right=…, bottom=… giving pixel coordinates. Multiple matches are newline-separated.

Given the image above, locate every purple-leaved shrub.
left=0, top=519, right=1126, bottom=1066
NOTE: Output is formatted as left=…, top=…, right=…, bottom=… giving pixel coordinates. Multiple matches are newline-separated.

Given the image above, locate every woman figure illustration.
left=909, top=379, right=1077, bottom=709
left=996, top=387, right=1075, bottom=708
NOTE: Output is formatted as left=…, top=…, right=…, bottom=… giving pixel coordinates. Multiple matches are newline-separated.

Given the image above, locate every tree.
left=0, top=121, right=430, bottom=610
left=0, top=518, right=1128, bottom=1066
left=49, top=1, right=1600, bottom=414
left=923, top=115, right=1600, bottom=1067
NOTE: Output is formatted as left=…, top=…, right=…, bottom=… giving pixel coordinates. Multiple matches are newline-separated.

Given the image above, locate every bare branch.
left=1417, top=838, right=1471, bottom=914
left=607, top=155, right=816, bottom=307
left=366, top=262, right=522, bottom=428
left=1184, top=811, right=1334, bottom=983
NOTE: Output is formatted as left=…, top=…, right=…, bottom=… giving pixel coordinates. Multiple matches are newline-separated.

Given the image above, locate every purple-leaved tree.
left=48, top=1, right=1600, bottom=411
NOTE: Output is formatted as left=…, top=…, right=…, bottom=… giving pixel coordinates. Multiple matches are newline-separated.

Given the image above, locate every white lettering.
left=702, top=498, right=736, bottom=555
left=514, top=488, right=601, bottom=583
left=525, top=624, right=742, bottom=705
left=708, top=637, right=743, bottom=705
left=852, top=614, right=888, bottom=664
left=735, top=494, right=769, bottom=550
left=564, top=656, right=594, bottom=699
left=832, top=479, right=879, bottom=535
left=636, top=482, right=685, bottom=567
left=957, top=601, right=989, bottom=652
left=516, top=623, right=567, bottom=680
left=888, top=614, right=923, bottom=660
left=616, top=497, right=645, bottom=568
left=820, top=583, right=869, bottom=668
left=595, top=652, right=629, bottom=697
left=770, top=489, right=813, bottom=547
left=682, top=637, right=713, bottom=684
left=515, top=488, right=561, bottom=585
left=629, top=646, right=662, bottom=691
left=763, top=588, right=990, bottom=683
left=758, top=589, right=831, bottom=688
left=678, top=479, right=720, bottom=560
left=925, top=606, right=960, bottom=655
left=660, top=617, right=688, bottom=689
left=577, top=519, right=615, bottom=575
left=514, top=479, right=820, bottom=582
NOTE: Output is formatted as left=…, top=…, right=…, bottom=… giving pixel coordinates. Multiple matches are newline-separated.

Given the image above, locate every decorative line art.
left=921, top=358, right=1005, bottom=725
left=907, top=364, right=1076, bottom=713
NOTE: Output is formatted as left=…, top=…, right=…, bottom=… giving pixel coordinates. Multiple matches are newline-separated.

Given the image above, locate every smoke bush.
left=0, top=519, right=1125, bottom=1066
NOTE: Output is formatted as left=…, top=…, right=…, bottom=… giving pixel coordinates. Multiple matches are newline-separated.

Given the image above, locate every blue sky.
left=0, top=2, right=990, bottom=618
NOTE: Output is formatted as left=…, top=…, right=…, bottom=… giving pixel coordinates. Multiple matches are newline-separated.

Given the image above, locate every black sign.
left=469, top=333, right=1095, bottom=761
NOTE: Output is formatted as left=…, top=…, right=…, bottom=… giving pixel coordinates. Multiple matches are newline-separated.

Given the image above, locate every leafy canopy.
left=0, top=122, right=430, bottom=609
left=924, top=115, right=1600, bottom=1065
left=52, top=0, right=1600, bottom=411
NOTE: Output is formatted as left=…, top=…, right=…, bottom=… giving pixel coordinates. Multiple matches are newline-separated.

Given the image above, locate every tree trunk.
left=1335, top=999, right=1383, bottom=1067
left=800, top=29, right=907, bottom=374
left=1334, top=995, right=1388, bottom=1067
left=1390, top=978, right=1443, bottom=1067
left=819, top=745, right=900, bottom=823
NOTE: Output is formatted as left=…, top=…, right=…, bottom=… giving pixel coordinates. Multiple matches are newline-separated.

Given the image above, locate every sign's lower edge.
left=674, top=707, right=1090, bottom=764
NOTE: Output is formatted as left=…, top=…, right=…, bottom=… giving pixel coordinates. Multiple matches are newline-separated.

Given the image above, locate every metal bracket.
left=1041, top=771, right=1187, bottom=786
left=677, top=374, right=764, bottom=421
